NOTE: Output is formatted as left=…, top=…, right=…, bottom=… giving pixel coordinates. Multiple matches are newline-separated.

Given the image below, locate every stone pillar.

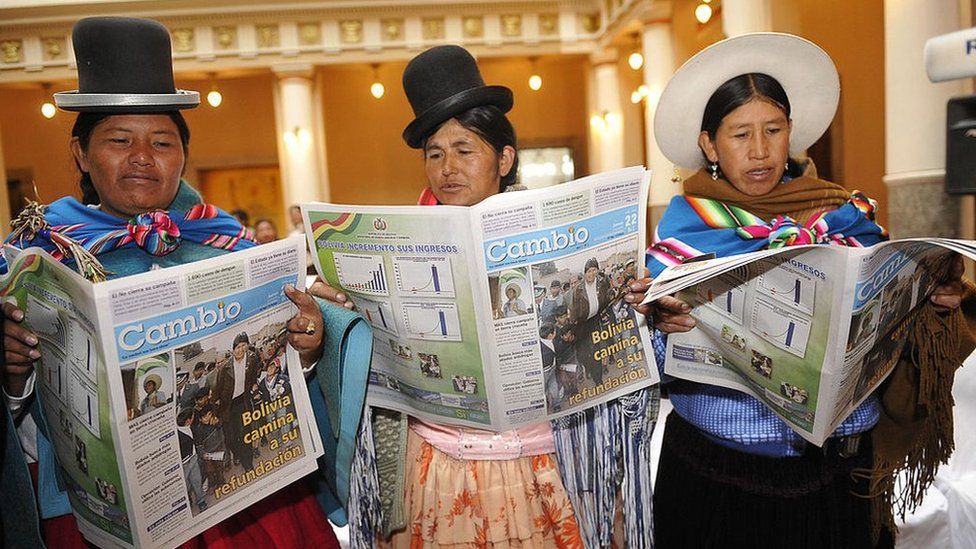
left=884, top=0, right=966, bottom=238
left=641, top=20, right=676, bottom=228
left=0, top=125, right=10, bottom=237
left=272, top=63, right=329, bottom=215
left=587, top=49, right=625, bottom=174
left=722, top=0, right=773, bottom=36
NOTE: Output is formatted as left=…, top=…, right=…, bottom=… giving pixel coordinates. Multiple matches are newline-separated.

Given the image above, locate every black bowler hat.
left=54, top=17, right=199, bottom=112
left=402, top=45, right=512, bottom=148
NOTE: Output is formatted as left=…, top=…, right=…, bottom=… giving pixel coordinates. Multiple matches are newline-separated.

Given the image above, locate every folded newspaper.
left=2, top=237, right=323, bottom=548
left=642, top=237, right=976, bottom=446
left=303, top=167, right=658, bottom=430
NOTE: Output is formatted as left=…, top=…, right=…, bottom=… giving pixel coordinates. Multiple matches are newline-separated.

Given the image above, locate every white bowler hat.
left=654, top=33, right=839, bottom=170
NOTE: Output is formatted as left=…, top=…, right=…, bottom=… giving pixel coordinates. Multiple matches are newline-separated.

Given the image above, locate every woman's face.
left=698, top=98, right=791, bottom=197
left=71, top=114, right=185, bottom=219
left=585, top=266, right=598, bottom=283
left=255, top=221, right=277, bottom=244
left=506, top=287, right=517, bottom=300
left=424, top=119, right=515, bottom=206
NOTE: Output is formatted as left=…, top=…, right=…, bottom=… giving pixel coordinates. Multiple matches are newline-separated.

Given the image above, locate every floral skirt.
left=381, top=428, right=583, bottom=548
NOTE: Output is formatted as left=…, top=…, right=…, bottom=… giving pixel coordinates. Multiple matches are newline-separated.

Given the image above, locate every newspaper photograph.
left=642, top=237, right=974, bottom=445
left=2, top=237, right=323, bottom=548
left=303, top=167, right=658, bottom=430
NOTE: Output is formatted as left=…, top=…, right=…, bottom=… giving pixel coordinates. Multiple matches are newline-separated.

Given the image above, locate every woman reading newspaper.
left=0, top=17, right=346, bottom=548
left=643, top=32, right=975, bottom=547
left=312, top=45, right=658, bottom=547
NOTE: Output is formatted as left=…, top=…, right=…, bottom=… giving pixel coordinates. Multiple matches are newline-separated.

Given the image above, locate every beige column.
left=641, top=20, right=676, bottom=228
left=722, top=0, right=773, bottom=36
left=587, top=49, right=625, bottom=174
left=272, top=63, right=329, bottom=215
left=0, top=125, right=10, bottom=237
left=884, top=0, right=966, bottom=238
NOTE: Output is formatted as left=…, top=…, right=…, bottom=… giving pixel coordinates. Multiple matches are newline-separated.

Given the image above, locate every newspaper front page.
left=643, top=237, right=974, bottom=445
left=3, top=237, right=323, bottom=548
left=303, top=167, right=658, bottom=430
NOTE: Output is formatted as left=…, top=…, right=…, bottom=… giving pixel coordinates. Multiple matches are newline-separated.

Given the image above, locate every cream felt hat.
left=143, top=373, right=163, bottom=391
left=654, top=33, right=839, bottom=169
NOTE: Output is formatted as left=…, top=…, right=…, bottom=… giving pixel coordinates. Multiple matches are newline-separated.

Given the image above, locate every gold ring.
left=305, top=320, right=316, bottom=335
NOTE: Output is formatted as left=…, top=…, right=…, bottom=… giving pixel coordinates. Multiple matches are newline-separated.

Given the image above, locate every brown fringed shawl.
left=683, top=168, right=976, bottom=540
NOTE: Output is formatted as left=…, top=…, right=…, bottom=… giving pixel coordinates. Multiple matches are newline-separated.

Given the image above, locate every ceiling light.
left=206, top=73, right=222, bottom=107
left=370, top=64, right=385, bottom=99
left=41, top=102, right=56, bottom=119
left=40, top=83, right=56, bottom=119
left=628, top=51, right=644, bottom=71
left=528, top=57, right=542, bottom=91
left=695, top=3, right=713, bottom=24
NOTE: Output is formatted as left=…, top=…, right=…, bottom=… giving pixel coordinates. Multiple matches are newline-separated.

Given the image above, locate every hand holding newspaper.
left=2, top=237, right=323, bottom=548
left=640, top=237, right=976, bottom=446
left=302, top=167, right=659, bottom=430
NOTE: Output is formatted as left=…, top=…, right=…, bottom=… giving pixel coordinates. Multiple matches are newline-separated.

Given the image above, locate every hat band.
left=54, top=90, right=200, bottom=109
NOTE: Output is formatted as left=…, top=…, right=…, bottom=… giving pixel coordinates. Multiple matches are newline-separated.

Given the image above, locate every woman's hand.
left=930, top=254, right=965, bottom=313
left=623, top=269, right=696, bottom=333
left=3, top=301, right=40, bottom=397
left=284, top=284, right=325, bottom=370
left=307, top=277, right=355, bottom=310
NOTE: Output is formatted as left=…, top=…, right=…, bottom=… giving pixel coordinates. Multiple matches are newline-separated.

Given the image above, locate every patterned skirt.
left=381, top=428, right=584, bottom=548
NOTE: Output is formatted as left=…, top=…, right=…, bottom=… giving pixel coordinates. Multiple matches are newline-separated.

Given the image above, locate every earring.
left=670, top=167, right=681, bottom=183
left=710, top=163, right=719, bottom=181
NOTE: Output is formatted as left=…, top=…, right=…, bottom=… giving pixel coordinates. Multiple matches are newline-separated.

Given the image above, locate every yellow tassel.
left=8, top=199, right=113, bottom=283
left=67, top=240, right=113, bottom=283
left=8, top=200, right=48, bottom=243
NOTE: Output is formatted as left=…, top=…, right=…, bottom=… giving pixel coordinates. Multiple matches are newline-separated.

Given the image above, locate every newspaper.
left=303, top=167, right=658, bottom=430
left=642, top=237, right=976, bottom=446
left=2, top=236, right=323, bottom=548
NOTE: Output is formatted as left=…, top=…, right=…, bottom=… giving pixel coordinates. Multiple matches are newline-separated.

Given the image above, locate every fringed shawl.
left=648, top=169, right=974, bottom=541
left=647, top=170, right=887, bottom=276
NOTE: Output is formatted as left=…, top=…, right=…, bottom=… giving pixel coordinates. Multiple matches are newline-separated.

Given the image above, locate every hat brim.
left=143, top=374, right=163, bottom=388
left=654, top=33, right=839, bottom=169
left=403, top=85, right=513, bottom=148
left=54, top=90, right=199, bottom=112
left=504, top=282, right=522, bottom=298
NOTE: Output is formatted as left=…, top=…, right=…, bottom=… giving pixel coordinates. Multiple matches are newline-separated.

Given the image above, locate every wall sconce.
left=590, top=113, right=605, bottom=131
left=370, top=64, right=385, bottom=99
left=206, top=73, right=222, bottom=108
left=695, top=1, right=713, bottom=24
left=627, top=35, right=643, bottom=71
left=528, top=57, right=542, bottom=91
left=630, top=84, right=650, bottom=104
left=40, top=83, right=56, bottom=119
left=283, top=125, right=312, bottom=151
left=589, top=110, right=620, bottom=132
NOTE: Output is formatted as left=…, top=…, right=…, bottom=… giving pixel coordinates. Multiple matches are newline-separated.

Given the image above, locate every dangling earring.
left=710, top=163, right=719, bottom=181
left=670, top=167, right=681, bottom=183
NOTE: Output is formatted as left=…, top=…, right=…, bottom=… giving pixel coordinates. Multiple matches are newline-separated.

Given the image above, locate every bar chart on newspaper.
left=752, top=299, right=813, bottom=358
left=358, top=297, right=399, bottom=336
left=334, top=252, right=389, bottom=296
left=393, top=255, right=456, bottom=297
left=401, top=301, right=462, bottom=341
left=757, top=264, right=817, bottom=314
